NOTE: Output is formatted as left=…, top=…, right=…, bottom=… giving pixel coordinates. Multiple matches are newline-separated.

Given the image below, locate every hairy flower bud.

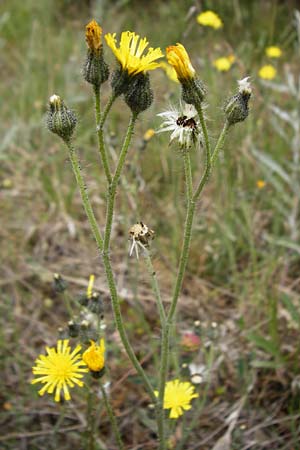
left=124, top=72, right=153, bottom=114
left=224, top=77, right=252, bottom=126
left=47, top=95, right=77, bottom=141
left=83, top=20, right=109, bottom=87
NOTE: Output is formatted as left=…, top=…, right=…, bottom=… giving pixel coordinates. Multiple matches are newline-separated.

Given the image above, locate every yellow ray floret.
left=86, top=19, right=102, bottom=51
left=166, top=44, right=195, bottom=81
left=265, top=46, right=282, bottom=58
left=155, top=379, right=198, bottom=419
left=31, top=339, right=88, bottom=402
left=82, top=339, right=105, bottom=372
left=105, top=31, right=163, bottom=76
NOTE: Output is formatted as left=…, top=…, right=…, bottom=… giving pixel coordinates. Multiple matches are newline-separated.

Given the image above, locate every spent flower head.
left=224, top=77, right=252, bottom=126
left=129, top=222, right=154, bottom=258
left=84, top=19, right=109, bottom=87
left=197, top=11, right=223, bottom=29
left=154, top=379, right=199, bottom=419
left=31, top=339, right=88, bottom=402
left=85, top=19, right=102, bottom=51
left=157, top=102, right=202, bottom=149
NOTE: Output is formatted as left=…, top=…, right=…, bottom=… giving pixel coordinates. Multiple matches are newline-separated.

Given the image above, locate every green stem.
left=102, top=252, right=157, bottom=403
left=196, top=102, right=211, bottom=159
left=94, top=85, right=112, bottom=184
left=210, top=121, right=230, bottom=168
left=99, top=93, right=116, bottom=129
left=183, top=150, right=193, bottom=201
left=99, top=381, right=124, bottom=450
left=103, top=113, right=137, bottom=251
left=66, top=140, right=103, bottom=251
left=86, top=387, right=95, bottom=450
left=144, top=250, right=166, bottom=325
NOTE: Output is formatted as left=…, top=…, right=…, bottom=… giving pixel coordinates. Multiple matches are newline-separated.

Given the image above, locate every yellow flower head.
left=256, top=180, right=266, bottom=189
left=105, top=31, right=163, bottom=76
left=160, top=61, right=179, bottom=83
left=143, top=128, right=155, bottom=141
left=82, top=339, right=105, bottom=372
left=31, top=340, right=88, bottom=402
left=86, top=20, right=102, bottom=51
left=166, top=43, right=195, bottom=81
left=197, top=10, right=223, bottom=29
left=265, top=46, right=282, bottom=58
left=155, top=379, right=198, bottom=419
left=213, top=55, right=235, bottom=72
left=259, top=64, right=277, bottom=80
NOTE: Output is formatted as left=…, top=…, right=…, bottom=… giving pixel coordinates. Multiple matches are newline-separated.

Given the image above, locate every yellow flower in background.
left=105, top=31, right=163, bottom=76
left=155, top=379, right=198, bottom=419
left=213, top=55, right=235, bottom=72
left=82, top=339, right=105, bottom=372
left=160, top=61, right=179, bottom=83
left=256, top=180, right=266, bottom=189
left=85, top=19, right=102, bottom=51
left=197, top=10, right=223, bottom=29
left=166, top=43, right=195, bottom=81
left=143, top=128, right=155, bottom=141
left=31, top=340, right=88, bottom=402
left=259, top=64, right=277, bottom=80
left=265, top=46, right=282, bottom=58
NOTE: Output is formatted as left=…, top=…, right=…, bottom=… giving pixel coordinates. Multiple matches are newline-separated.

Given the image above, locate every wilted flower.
left=155, top=379, right=198, bottom=419
left=197, top=11, right=223, bottom=29
left=265, top=46, right=282, bottom=58
left=85, top=19, right=102, bottom=51
left=128, top=222, right=154, bottom=258
left=31, top=340, right=88, bottom=402
left=84, top=20, right=109, bottom=87
left=157, top=103, right=201, bottom=149
left=213, top=55, right=235, bottom=72
left=258, top=64, right=277, bottom=80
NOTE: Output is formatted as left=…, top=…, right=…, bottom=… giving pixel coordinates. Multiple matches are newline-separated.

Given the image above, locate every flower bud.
left=47, top=95, right=77, bottom=141
left=124, top=72, right=153, bottom=114
left=68, top=320, right=80, bottom=338
left=83, top=20, right=109, bottom=87
left=88, top=292, right=104, bottom=317
left=224, top=77, right=252, bottom=126
left=52, top=273, right=68, bottom=293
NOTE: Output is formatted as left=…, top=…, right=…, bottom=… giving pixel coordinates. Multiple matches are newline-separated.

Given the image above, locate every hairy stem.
left=144, top=250, right=166, bottom=325
left=99, top=381, right=124, bottom=450
left=94, top=85, right=112, bottom=184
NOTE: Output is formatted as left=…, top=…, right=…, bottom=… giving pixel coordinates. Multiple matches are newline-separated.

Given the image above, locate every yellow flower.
left=160, top=61, right=179, bottom=83
left=256, top=180, right=266, bottom=189
left=258, top=64, right=277, bottom=80
left=265, top=46, right=282, bottom=58
left=86, top=19, right=102, bottom=51
left=87, top=274, right=95, bottom=299
left=105, top=31, right=163, bottom=76
left=31, top=340, right=88, bottom=402
left=82, top=339, right=105, bottom=372
left=197, top=10, right=223, bottom=29
left=166, top=43, right=195, bottom=81
left=213, top=55, right=235, bottom=72
left=155, top=379, right=198, bottom=419
left=143, top=128, right=155, bottom=141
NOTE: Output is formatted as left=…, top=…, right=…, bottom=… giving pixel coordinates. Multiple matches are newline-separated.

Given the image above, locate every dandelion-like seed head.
left=157, top=103, right=202, bottom=149
left=238, top=76, right=252, bottom=96
left=82, top=339, right=105, bottom=373
left=105, top=31, right=163, bottom=77
left=31, top=339, right=88, bottom=402
left=155, top=379, right=198, bottom=419
left=197, top=10, right=223, bottom=29
left=129, top=222, right=154, bottom=259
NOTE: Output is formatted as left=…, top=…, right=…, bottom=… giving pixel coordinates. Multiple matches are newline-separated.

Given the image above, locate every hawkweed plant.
left=33, top=19, right=252, bottom=449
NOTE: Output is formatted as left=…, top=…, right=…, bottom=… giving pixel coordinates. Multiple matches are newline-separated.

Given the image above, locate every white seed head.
left=238, top=77, right=252, bottom=95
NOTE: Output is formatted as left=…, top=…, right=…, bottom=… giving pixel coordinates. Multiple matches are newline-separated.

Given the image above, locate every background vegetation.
left=1, top=0, right=300, bottom=448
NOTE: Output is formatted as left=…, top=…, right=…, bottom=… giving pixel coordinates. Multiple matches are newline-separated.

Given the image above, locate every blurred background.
left=1, top=0, right=300, bottom=449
